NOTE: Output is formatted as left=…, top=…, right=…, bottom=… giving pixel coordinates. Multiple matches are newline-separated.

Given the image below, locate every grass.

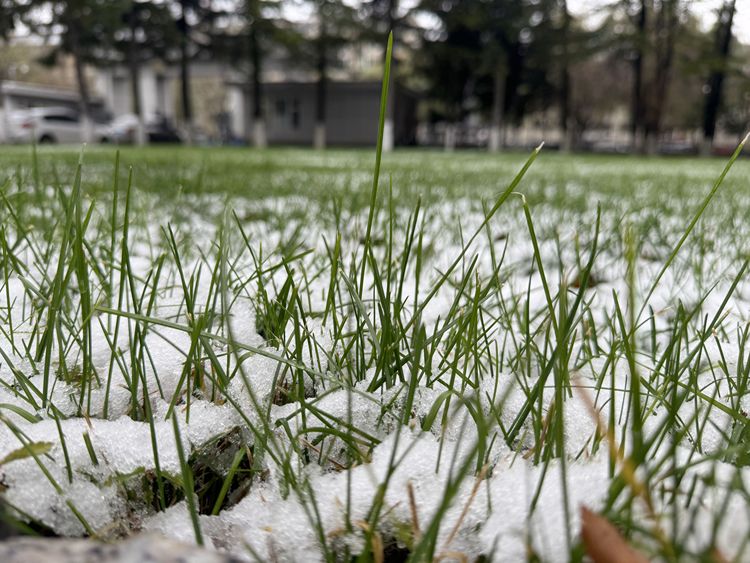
left=0, top=143, right=747, bottom=208
left=1, top=88, right=750, bottom=558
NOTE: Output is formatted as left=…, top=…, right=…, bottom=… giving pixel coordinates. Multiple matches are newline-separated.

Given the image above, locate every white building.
left=94, top=60, right=238, bottom=134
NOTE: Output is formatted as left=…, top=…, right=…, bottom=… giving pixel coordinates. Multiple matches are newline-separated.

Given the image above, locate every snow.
left=2, top=183, right=750, bottom=560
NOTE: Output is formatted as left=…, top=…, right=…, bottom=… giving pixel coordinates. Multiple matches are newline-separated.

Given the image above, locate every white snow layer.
left=2, top=191, right=750, bottom=561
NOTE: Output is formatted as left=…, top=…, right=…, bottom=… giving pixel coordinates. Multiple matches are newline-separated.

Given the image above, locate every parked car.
left=7, top=107, right=112, bottom=144
left=109, top=113, right=183, bottom=144
left=659, top=140, right=699, bottom=156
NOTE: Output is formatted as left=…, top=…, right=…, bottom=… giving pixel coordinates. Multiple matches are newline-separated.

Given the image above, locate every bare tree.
left=557, top=0, right=573, bottom=151
left=0, top=0, right=29, bottom=142
left=701, top=0, right=737, bottom=154
left=630, top=0, right=647, bottom=152
left=362, top=0, right=400, bottom=151
left=489, top=62, right=506, bottom=151
left=247, top=1, right=266, bottom=147
left=126, top=5, right=146, bottom=145
left=23, top=1, right=123, bottom=143
left=304, top=0, right=358, bottom=150
left=644, top=0, right=680, bottom=154
left=178, top=0, right=193, bottom=142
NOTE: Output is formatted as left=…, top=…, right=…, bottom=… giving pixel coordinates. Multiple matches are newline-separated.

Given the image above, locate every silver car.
left=6, top=107, right=112, bottom=144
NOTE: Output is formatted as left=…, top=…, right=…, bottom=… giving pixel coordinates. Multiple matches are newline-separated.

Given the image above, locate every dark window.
left=44, top=114, right=78, bottom=123
left=275, top=99, right=286, bottom=116
left=292, top=99, right=300, bottom=129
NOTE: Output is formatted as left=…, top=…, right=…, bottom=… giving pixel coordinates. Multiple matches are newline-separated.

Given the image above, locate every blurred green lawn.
left=1, top=145, right=747, bottom=210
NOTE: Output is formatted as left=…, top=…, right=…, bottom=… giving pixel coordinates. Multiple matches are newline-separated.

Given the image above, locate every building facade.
left=227, top=80, right=417, bottom=146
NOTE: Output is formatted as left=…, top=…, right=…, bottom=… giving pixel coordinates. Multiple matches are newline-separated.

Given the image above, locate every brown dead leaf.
left=709, top=548, right=730, bottom=563
left=570, top=270, right=602, bottom=289
left=580, top=507, right=649, bottom=563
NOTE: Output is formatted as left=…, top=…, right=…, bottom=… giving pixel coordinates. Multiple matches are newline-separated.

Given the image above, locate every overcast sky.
left=15, top=0, right=750, bottom=47
left=568, top=0, right=750, bottom=44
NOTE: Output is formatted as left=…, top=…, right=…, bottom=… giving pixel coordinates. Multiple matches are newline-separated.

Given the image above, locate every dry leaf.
left=580, top=507, right=649, bottom=563
left=709, top=548, right=730, bottom=563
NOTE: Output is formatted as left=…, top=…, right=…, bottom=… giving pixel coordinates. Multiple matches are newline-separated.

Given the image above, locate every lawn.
left=1, top=144, right=746, bottom=203
left=0, top=142, right=750, bottom=561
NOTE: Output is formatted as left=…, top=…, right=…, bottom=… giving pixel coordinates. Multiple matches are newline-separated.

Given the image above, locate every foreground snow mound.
left=3, top=176, right=750, bottom=562
left=0, top=535, right=238, bottom=563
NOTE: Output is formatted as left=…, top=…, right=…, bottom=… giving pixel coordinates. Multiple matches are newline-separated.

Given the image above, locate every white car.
left=6, top=107, right=112, bottom=144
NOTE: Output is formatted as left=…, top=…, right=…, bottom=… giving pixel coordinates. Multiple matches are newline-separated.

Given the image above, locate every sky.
left=14, top=0, right=750, bottom=47
left=568, top=0, right=750, bottom=44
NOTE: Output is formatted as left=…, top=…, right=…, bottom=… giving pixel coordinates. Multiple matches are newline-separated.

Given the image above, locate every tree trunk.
left=0, top=64, right=8, bottom=143
left=0, top=85, right=8, bottom=143
left=382, top=0, right=398, bottom=152
left=630, top=0, right=647, bottom=153
left=489, top=63, right=506, bottom=152
left=248, top=1, right=266, bottom=148
left=128, top=8, right=146, bottom=146
left=382, top=59, right=395, bottom=152
left=646, top=0, right=678, bottom=155
left=179, top=0, right=193, bottom=143
left=702, top=0, right=736, bottom=155
left=444, top=122, right=456, bottom=152
left=503, top=41, right=523, bottom=147
left=559, top=0, right=573, bottom=152
left=69, top=23, right=93, bottom=143
left=314, top=20, right=327, bottom=150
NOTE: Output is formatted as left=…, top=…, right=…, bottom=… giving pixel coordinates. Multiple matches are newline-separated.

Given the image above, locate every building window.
left=275, top=99, right=286, bottom=117
left=292, top=99, right=300, bottom=129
